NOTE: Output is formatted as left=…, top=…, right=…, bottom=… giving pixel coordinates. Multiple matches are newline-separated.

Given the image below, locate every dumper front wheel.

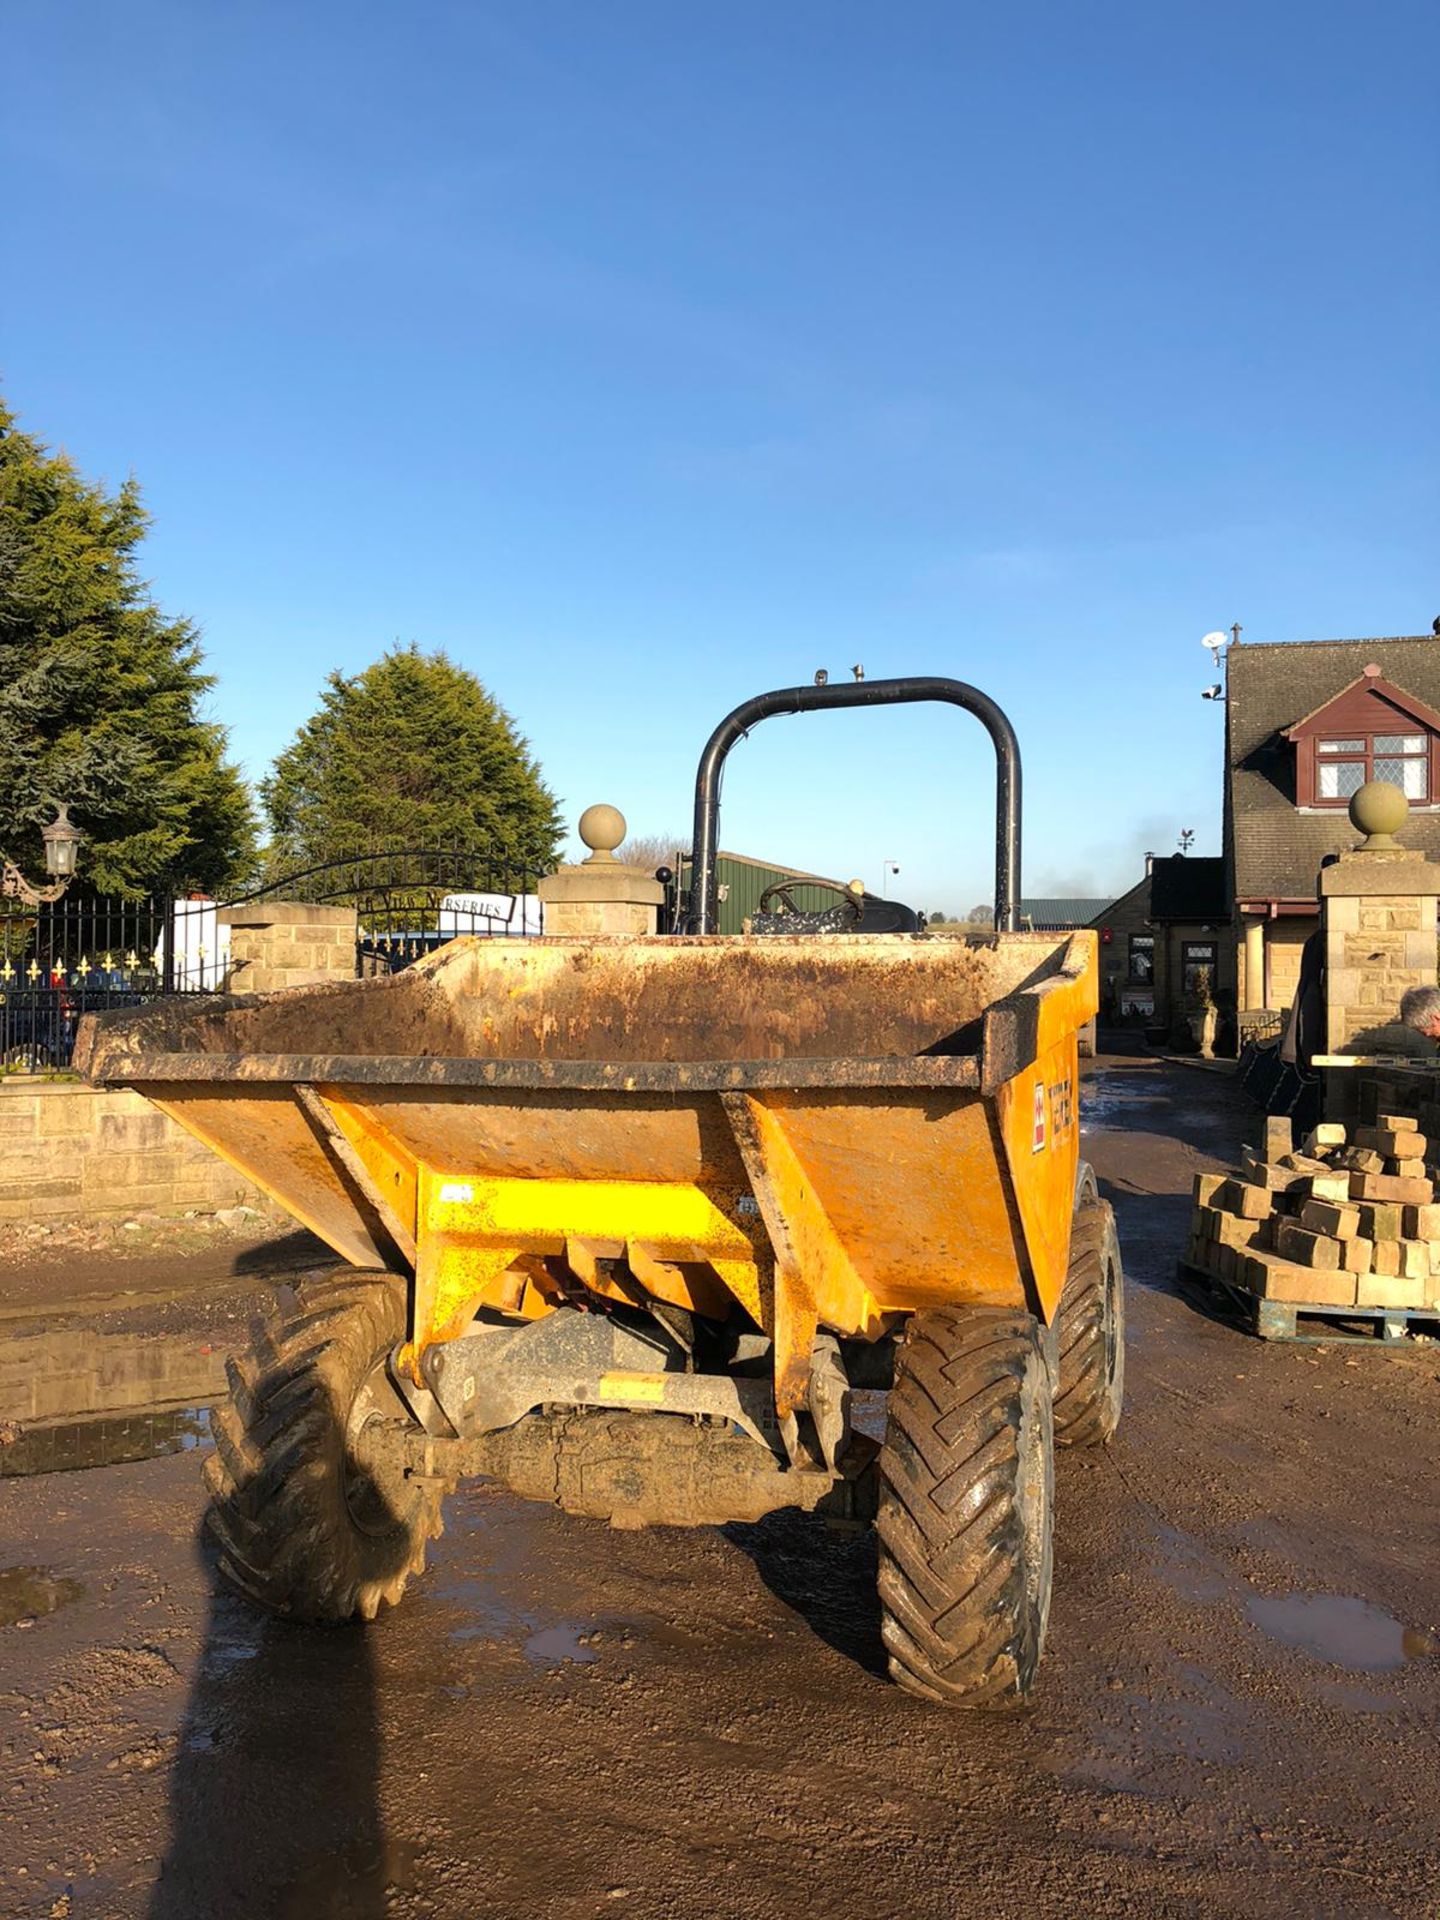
left=205, top=1271, right=445, bottom=1623
left=877, top=1306, right=1053, bottom=1708
left=1054, top=1196, right=1125, bottom=1448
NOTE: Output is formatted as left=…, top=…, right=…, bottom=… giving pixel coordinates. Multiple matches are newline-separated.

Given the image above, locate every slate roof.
left=1019, top=897, right=1114, bottom=928
left=1226, top=636, right=1440, bottom=904
left=1148, top=855, right=1227, bottom=922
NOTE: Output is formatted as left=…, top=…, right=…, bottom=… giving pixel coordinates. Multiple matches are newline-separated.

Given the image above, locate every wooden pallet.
left=1176, top=1259, right=1440, bottom=1345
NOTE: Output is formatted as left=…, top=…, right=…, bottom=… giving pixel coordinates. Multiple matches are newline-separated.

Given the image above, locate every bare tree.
left=614, top=832, right=687, bottom=873
left=964, top=903, right=995, bottom=928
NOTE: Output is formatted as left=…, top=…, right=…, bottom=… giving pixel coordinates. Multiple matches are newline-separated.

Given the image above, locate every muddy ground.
left=1, top=1050, right=1438, bottom=1919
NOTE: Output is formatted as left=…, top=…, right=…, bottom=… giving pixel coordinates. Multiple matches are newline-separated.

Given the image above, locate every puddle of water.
left=1081, top=1083, right=1172, bottom=1128
left=0, top=1318, right=225, bottom=1479
left=1248, top=1593, right=1435, bottom=1672
left=439, top=1572, right=526, bottom=1647
left=0, top=1565, right=84, bottom=1628
left=1152, top=1520, right=1438, bottom=1676
left=201, top=1634, right=263, bottom=1674
left=436, top=1554, right=599, bottom=1665
left=0, top=1408, right=212, bottom=1478
left=524, top=1624, right=597, bottom=1665
left=279, top=1837, right=420, bottom=1918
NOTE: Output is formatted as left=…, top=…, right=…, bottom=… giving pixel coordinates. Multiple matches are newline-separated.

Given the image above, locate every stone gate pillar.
left=1321, top=783, right=1440, bottom=1074
left=220, top=901, right=360, bottom=993
left=537, top=805, right=665, bottom=937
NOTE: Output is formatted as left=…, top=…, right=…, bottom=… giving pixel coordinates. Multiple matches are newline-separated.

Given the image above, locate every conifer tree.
left=261, top=646, right=562, bottom=875
left=0, top=398, right=257, bottom=896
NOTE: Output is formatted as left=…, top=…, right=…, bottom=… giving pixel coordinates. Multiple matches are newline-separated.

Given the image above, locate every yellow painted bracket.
left=721, top=1092, right=883, bottom=1417
left=294, top=1085, right=418, bottom=1269
left=403, top=1167, right=763, bottom=1376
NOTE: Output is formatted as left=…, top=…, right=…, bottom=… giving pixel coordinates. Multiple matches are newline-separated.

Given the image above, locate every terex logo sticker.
left=1049, top=1074, right=1075, bottom=1139
left=1032, top=1072, right=1076, bottom=1154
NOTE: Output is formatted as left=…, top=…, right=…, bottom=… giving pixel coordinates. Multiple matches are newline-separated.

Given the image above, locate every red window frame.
left=1300, top=731, right=1436, bottom=807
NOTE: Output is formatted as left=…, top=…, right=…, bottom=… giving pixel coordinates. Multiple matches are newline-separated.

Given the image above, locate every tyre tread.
left=205, top=1269, right=445, bottom=1623
left=877, top=1305, right=1054, bottom=1709
left=1054, top=1199, right=1125, bottom=1448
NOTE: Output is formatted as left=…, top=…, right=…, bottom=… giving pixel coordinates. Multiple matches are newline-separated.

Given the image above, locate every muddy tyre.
left=876, top=1306, right=1054, bottom=1709
left=205, top=1270, right=444, bottom=1623
left=1054, top=1197, right=1125, bottom=1448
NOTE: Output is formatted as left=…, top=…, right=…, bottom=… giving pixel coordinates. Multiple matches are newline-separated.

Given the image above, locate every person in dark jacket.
left=1400, top=985, right=1440, bottom=1044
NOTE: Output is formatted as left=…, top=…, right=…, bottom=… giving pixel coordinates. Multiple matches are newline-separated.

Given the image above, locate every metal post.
left=161, top=895, right=176, bottom=995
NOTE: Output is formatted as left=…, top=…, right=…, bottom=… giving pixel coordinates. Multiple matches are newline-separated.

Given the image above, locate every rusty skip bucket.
left=74, top=926, right=1098, bottom=1414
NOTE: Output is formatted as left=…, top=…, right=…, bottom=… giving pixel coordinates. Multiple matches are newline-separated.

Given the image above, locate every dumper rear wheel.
left=1054, top=1196, right=1125, bottom=1448
left=205, top=1270, right=445, bottom=1623
left=877, top=1306, right=1054, bottom=1708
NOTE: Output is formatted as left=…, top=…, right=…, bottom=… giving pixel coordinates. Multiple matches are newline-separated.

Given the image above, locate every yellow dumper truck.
left=77, top=676, right=1123, bottom=1708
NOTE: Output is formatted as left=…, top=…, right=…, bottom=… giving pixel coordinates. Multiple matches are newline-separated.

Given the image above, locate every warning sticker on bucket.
left=1032, top=1082, right=1047, bottom=1153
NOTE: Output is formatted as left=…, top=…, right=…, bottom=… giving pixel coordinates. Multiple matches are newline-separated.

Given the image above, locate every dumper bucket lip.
left=74, top=929, right=1096, bottom=1096
left=79, top=1049, right=983, bottom=1094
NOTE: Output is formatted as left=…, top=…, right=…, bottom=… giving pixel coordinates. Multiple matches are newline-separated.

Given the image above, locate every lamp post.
left=2, top=803, right=82, bottom=906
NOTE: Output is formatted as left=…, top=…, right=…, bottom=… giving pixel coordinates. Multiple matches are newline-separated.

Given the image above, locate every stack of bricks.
left=1185, top=1112, right=1440, bottom=1313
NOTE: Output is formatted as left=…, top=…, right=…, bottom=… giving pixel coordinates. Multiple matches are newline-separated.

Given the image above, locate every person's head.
left=1399, top=985, right=1440, bottom=1039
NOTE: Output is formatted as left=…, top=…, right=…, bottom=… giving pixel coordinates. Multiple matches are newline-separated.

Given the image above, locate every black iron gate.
left=215, top=849, right=544, bottom=979
left=0, top=892, right=182, bottom=1072
left=0, top=851, right=545, bottom=1074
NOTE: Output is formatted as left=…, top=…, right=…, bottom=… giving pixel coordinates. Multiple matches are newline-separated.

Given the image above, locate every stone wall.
left=0, top=1081, right=267, bottom=1223
left=1322, top=853, right=1439, bottom=1056
left=220, top=901, right=359, bottom=994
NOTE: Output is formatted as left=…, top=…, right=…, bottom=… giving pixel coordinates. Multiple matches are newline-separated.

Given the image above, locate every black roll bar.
left=686, top=676, right=1022, bottom=934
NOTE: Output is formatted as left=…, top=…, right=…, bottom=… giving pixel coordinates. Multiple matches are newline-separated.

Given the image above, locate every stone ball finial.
left=1349, top=779, right=1408, bottom=849
left=578, top=803, right=626, bottom=864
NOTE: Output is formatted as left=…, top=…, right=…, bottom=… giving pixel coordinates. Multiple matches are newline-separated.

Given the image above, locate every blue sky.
left=4, top=1, right=1436, bottom=912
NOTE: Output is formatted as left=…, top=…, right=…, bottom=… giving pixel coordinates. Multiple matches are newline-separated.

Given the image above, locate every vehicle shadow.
left=149, top=1472, right=416, bottom=1915
left=723, top=1509, right=888, bottom=1679
left=231, top=1230, right=333, bottom=1276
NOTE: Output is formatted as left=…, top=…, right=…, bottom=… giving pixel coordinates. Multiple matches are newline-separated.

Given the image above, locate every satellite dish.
left=1201, top=631, right=1228, bottom=652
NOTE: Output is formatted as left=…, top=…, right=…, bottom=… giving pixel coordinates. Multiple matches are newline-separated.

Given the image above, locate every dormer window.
left=1316, top=734, right=1429, bottom=803
left=1287, top=667, right=1440, bottom=810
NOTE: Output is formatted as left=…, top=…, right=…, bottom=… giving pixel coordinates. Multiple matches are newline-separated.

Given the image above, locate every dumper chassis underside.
left=205, top=1177, right=1122, bottom=1703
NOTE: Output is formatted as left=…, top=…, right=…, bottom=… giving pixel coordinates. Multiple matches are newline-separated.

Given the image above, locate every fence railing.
left=0, top=851, right=547, bottom=1072
left=0, top=892, right=175, bottom=1072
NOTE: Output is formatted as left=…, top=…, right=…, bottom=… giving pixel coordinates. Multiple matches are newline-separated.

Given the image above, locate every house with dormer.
left=1226, top=634, right=1440, bottom=1033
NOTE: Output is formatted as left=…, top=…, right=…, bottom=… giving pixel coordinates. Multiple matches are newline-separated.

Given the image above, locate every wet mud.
left=0, top=1045, right=1438, bottom=1916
